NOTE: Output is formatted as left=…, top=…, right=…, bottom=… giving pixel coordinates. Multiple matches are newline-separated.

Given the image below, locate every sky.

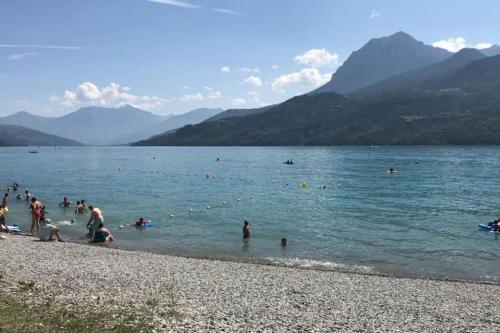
left=0, top=0, right=499, bottom=117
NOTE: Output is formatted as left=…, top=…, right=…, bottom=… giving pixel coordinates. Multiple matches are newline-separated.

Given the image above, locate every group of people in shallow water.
left=1, top=182, right=114, bottom=243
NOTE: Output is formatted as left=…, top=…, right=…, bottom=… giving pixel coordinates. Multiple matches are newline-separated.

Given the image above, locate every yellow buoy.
left=300, top=180, right=308, bottom=188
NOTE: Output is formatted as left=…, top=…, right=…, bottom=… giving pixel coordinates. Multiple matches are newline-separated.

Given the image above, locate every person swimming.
left=75, top=201, right=87, bottom=214
left=135, top=217, right=147, bottom=226
left=59, top=197, right=71, bottom=208
left=25, top=190, right=31, bottom=202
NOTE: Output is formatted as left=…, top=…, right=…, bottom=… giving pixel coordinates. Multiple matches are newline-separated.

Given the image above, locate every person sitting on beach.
left=1, top=193, right=8, bottom=209
left=243, top=220, right=250, bottom=239
left=92, top=223, right=114, bottom=243
left=87, top=206, right=104, bottom=238
left=59, top=197, right=71, bottom=208
left=25, top=190, right=31, bottom=202
left=135, top=217, right=147, bottom=226
left=30, top=197, right=43, bottom=234
left=0, top=209, right=8, bottom=233
left=38, top=218, right=64, bottom=242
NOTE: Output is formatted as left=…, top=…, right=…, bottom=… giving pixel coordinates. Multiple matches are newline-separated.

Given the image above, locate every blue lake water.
left=1, top=146, right=499, bottom=281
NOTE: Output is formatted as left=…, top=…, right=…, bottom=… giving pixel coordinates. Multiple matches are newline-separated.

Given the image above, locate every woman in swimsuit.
left=30, top=197, right=43, bottom=234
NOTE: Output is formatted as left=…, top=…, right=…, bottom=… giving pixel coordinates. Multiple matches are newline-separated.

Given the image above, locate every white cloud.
left=370, top=9, right=381, bottom=19
left=247, top=91, right=260, bottom=103
left=476, top=42, right=493, bottom=49
left=272, top=64, right=279, bottom=69
left=432, top=37, right=493, bottom=52
left=244, top=75, right=263, bottom=87
left=213, top=8, right=242, bottom=15
left=147, top=0, right=200, bottom=9
left=52, top=82, right=167, bottom=110
left=294, top=48, right=339, bottom=68
left=239, top=67, right=260, bottom=73
left=180, top=93, right=204, bottom=102
left=271, top=68, right=331, bottom=93
left=6, top=52, right=37, bottom=60
left=0, top=44, right=82, bottom=50
left=208, top=91, right=222, bottom=99
left=232, top=98, right=246, bottom=106
left=221, top=66, right=231, bottom=73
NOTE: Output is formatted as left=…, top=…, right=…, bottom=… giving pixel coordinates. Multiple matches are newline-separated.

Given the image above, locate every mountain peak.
left=314, top=32, right=451, bottom=94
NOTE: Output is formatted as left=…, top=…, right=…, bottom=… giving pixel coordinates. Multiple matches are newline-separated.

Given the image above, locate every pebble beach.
left=1, top=234, right=499, bottom=332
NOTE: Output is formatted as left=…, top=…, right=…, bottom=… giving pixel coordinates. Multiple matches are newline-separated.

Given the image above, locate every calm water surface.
left=1, top=146, right=499, bottom=281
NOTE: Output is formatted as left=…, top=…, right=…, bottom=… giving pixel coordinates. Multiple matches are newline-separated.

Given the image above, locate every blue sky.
left=0, top=0, right=499, bottom=116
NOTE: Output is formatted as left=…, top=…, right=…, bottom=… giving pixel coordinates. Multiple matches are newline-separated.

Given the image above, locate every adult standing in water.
left=242, top=220, right=250, bottom=239
left=59, top=197, right=71, bottom=208
left=87, top=206, right=103, bottom=238
left=30, top=197, right=43, bottom=234
left=1, top=193, right=8, bottom=209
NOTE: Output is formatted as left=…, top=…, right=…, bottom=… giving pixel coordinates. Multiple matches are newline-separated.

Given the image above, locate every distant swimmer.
left=87, top=206, right=104, bottom=238
left=284, top=159, right=294, bottom=165
left=92, top=223, right=114, bottom=243
left=242, top=220, right=250, bottom=239
left=59, top=197, right=72, bottom=208
left=25, top=190, right=31, bottom=202
left=135, top=217, right=147, bottom=226
left=281, top=237, right=288, bottom=247
left=16, top=194, right=22, bottom=200
left=387, top=167, right=398, bottom=174
left=216, top=157, right=220, bottom=162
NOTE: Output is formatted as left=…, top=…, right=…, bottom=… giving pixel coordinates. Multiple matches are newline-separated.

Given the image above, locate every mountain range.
left=0, top=124, right=82, bottom=146
left=134, top=32, right=500, bottom=146
left=0, top=105, right=223, bottom=145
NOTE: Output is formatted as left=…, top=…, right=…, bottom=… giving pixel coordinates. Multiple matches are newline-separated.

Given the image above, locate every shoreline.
left=1, top=234, right=499, bottom=332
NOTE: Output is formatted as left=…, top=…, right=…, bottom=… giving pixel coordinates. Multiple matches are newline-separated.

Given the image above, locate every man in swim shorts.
left=87, top=206, right=104, bottom=238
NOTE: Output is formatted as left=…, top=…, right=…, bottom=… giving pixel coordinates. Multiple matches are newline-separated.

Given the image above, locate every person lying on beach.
left=59, top=197, right=71, bottom=208
left=92, top=223, right=114, bottom=243
left=243, top=220, right=250, bottom=239
left=30, top=197, right=43, bottom=234
left=39, top=218, right=64, bottom=242
left=87, top=206, right=103, bottom=238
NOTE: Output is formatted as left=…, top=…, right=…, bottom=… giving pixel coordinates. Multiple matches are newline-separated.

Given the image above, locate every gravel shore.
left=1, top=234, right=499, bottom=332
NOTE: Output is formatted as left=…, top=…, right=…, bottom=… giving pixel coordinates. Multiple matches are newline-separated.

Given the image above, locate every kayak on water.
left=479, top=224, right=499, bottom=233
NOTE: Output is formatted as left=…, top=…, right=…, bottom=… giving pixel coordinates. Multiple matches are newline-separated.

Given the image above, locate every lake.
left=1, top=146, right=499, bottom=282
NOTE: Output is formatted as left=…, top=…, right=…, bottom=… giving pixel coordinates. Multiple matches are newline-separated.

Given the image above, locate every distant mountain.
left=356, top=48, right=486, bottom=94
left=0, top=124, right=82, bottom=146
left=0, top=105, right=169, bottom=145
left=431, top=55, right=500, bottom=89
left=204, top=105, right=275, bottom=122
left=112, top=108, right=222, bottom=144
left=134, top=54, right=500, bottom=146
left=480, top=45, right=500, bottom=57
left=314, top=31, right=451, bottom=94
